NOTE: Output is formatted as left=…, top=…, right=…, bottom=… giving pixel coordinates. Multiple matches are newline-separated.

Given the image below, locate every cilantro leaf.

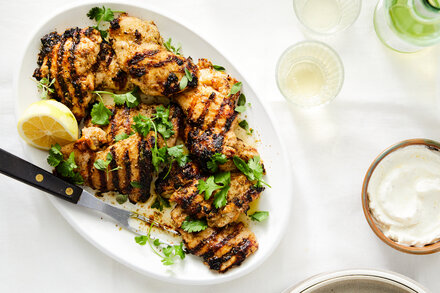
left=206, top=153, right=228, bottom=173
left=249, top=211, right=269, bottom=222
left=152, top=147, right=167, bottom=172
left=114, top=132, right=133, bottom=142
left=47, top=144, right=63, bottom=167
left=87, top=6, right=124, bottom=40
left=91, top=101, right=112, bottom=125
left=35, top=77, right=55, bottom=100
left=154, top=106, right=174, bottom=140
left=52, top=151, right=84, bottom=185
left=197, top=176, right=222, bottom=200
left=174, top=243, right=186, bottom=259
left=93, top=87, right=140, bottom=108
left=229, top=82, right=242, bottom=96
left=235, top=93, right=247, bottom=113
left=233, top=156, right=270, bottom=188
left=213, top=184, right=229, bottom=209
left=135, top=235, right=148, bottom=245
left=235, top=106, right=246, bottom=113
left=167, top=145, right=190, bottom=167
left=163, top=38, right=182, bottom=55
left=214, top=172, right=231, bottom=186
left=132, top=114, right=153, bottom=137
left=151, top=194, right=170, bottom=211
left=212, top=64, right=225, bottom=71
left=153, top=239, right=161, bottom=246
left=238, top=120, right=253, bottom=135
left=94, top=152, right=113, bottom=171
left=116, top=194, right=128, bottom=204
left=181, top=218, right=208, bottom=233
left=130, top=181, right=142, bottom=189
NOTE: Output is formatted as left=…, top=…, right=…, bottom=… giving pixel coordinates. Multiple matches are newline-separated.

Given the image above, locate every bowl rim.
left=362, top=138, right=440, bottom=254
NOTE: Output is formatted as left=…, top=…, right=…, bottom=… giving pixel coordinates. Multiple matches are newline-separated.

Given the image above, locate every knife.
left=0, top=148, right=178, bottom=236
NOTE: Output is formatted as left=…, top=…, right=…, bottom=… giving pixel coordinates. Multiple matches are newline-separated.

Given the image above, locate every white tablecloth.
left=1, top=0, right=439, bottom=292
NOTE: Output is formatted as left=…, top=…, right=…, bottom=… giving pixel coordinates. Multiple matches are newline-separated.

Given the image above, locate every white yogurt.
left=368, top=144, right=440, bottom=247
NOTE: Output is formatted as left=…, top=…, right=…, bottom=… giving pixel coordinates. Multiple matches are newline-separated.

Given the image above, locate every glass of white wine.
left=276, top=41, right=344, bottom=107
left=293, top=0, right=362, bottom=35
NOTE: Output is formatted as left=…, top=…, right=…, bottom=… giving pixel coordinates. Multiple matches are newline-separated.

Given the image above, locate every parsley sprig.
left=47, top=144, right=84, bottom=185
left=233, top=156, right=270, bottom=188
left=35, top=77, right=55, bottom=99
left=87, top=6, right=124, bottom=39
left=134, top=223, right=185, bottom=266
left=163, top=38, right=182, bottom=55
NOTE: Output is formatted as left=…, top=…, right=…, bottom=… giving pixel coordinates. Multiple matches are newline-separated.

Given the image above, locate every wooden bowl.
left=362, top=138, right=440, bottom=254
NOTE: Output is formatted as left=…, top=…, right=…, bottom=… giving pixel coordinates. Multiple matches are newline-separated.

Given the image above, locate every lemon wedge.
left=17, top=100, right=79, bottom=150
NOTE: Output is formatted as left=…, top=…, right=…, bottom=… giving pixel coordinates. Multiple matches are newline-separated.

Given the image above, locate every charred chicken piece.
left=109, top=14, right=198, bottom=96
left=174, top=59, right=261, bottom=170
left=170, top=173, right=264, bottom=227
left=61, top=133, right=155, bottom=203
left=33, top=27, right=102, bottom=120
left=155, top=161, right=203, bottom=198
left=171, top=207, right=258, bottom=273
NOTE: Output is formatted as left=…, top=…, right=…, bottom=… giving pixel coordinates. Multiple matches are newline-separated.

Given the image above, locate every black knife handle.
left=0, top=148, right=82, bottom=203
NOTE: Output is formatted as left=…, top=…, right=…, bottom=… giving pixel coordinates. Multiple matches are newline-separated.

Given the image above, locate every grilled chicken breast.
left=109, top=15, right=198, bottom=96
left=155, top=161, right=203, bottom=198
left=33, top=27, right=102, bottom=120
left=172, top=207, right=258, bottom=273
left=170, top=173, right=264, bottom=227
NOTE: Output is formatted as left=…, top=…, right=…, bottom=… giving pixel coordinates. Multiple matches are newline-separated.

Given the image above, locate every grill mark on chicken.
left=123, top=149, right=131, bottom=194
left=128, top=50, right=160, bottom=66
left=87, top=156, right=95, bottom=188
left=69, top=28, right=83, bottom=104
left=98, top=161, right=106, bottom=190
left=201, top=225, right=241, bottom=258
left=109, top=147, right=119, bottom=190
left=195, top=92, right=216, bottom=127
left=56, top=36, right=71, bottom=107
left=186, top=230, right=218, bottom=255
left=206, top=238, right=252, bottom=272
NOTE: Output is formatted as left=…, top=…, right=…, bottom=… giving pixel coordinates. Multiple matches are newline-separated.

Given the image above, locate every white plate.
left=14, top=0, right=292, bottom=285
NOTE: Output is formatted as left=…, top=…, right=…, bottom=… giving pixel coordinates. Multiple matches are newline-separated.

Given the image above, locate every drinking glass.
left=293, top=0, right=362, bottom=35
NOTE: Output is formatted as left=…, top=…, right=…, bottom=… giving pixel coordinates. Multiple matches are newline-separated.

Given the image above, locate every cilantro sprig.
left=87, top=6, right=124, bottom=39
left=134, top=223, right=185, bottom=266
left=94, top=152, right=122, bottom=173
left=212, top=64, right=225, bottom=71
left=233, top=156, right=270, bottom=188
left=181, top=218, right=208, bottom=233
left=197, top=172, right=231, bottom=209
left=114, top=132, right=134, bottom=142
left=249, top=211, right=269, bottom=222
left=207, top=153, right=228, bottom=173
left=47, top=144, right=84, bottom=185
left=151, top=194, right=170, bottom=211
left=235, top=93, right=247, bottom=113
left=91, top=95, right=112, bottom=126
left=35, top=77, right=55, bottom=99
left=93, top=87, right=140, bottom=109
left=163, top=38, right=182, bottom=55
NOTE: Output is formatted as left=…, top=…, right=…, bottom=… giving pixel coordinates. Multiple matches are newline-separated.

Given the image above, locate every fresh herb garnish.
left=91, top=100, right=112, bottom=126
left=94, top=152, right=121, bottom=173
left=206, top=153, right=228, bottom=173
left=179, top=67, right=193, bottom=91
left=154, top=106, right=175, bottom=140
left=87, top=6, right=124, bottom=39
left=134, top=224, right=185, bottom=266
left=116, top=194, right=128, bottom=204
left=151, top=194, right=170, bottom=211
left=197, top=176, right=222, bottom=200
left=114, top=132, right=133, bottom=142
left=212, top=64, right=225, bottom=71
left=93, top=87, right=140, bottom=108
left=238, top=120, right=253, bottom=135
left=233, top=156, right=270, bottom=188
left=130, top=181, right=142, bottom=188
left=249, top=211, right=269, bottom=222
left=163, top=38, right=182, bottom=55
left=35, top=77, right=55, bottom=99
left=235, top=93, right=247, bottom=113
left=166, top=145, right=190, bottom=167
left=181, top=218, right=208, bottom=233
left=47, top=144, right=84, bottom=185
left=229, top=82, right=242, bottom=97
left=197, top=172, right=231, bottom=208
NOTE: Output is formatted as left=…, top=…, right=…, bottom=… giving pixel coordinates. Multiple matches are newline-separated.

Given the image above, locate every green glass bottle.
left=374, top=0, right=440, bottom=52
